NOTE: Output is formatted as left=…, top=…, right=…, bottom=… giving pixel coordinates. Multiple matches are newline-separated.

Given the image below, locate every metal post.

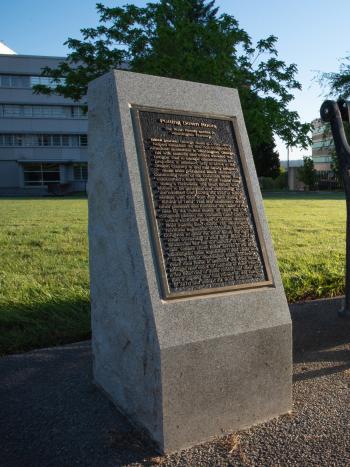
left=321, top=100, right=350, bottom=317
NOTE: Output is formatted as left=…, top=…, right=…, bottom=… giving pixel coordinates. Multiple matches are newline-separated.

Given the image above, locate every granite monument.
left=88, top=70, right=292, bottom=453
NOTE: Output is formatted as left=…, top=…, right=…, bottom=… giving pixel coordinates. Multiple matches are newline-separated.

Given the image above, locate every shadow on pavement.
left=0, top=341, right=158, bottom=467
left=292, top=297, right=350, bottom=356
left=292, top=296, right=350, bottom=382
left=2, top=297, right=350, bottom=466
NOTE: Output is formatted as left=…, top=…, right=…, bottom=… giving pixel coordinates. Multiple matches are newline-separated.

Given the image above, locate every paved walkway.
left=1, top=297, right=350, bottom=466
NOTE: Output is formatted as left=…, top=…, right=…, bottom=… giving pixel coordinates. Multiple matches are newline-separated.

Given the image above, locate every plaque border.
left=130, top=104, right=274, bottom=300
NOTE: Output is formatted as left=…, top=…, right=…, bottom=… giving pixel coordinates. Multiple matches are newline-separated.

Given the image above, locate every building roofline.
left=0, top=53, right=66, bottom=60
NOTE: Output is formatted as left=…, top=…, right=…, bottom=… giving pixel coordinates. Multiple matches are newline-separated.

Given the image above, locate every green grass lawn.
left=0, top=192, right=347, bottom=355
left=264, top=192, right=346, bottom=302
left=0, top=197, right=90, bottom=355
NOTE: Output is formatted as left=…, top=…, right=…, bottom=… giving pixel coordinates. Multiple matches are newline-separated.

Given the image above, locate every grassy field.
left=264, top=192, right=346, bottom=302
left=0, top=192, right=347, bottom=354
left=0, top=197, right=90, bottom=355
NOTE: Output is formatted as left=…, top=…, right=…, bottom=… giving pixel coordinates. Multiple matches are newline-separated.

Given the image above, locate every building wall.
left=0, top=53, right=88, bottom=195
left=0, top=161, right=19, bottom=187
left=311, top=117, right=333, bottom=171
left=313, top=162, right=331, bottom=171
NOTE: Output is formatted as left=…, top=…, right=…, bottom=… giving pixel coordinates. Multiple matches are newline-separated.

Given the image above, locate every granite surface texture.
left=88, top=70, right=292, bottom=452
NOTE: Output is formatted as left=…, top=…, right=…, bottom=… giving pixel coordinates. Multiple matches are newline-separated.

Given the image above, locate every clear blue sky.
left=1, top=0, right=349, bottom=159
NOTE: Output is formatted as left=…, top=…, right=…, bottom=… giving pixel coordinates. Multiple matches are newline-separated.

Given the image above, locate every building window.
left=73, top=163, right=88, bottom=181
left=42, top=135, right=51, bottom=146
left=313, top=156, right=332, bottom=163
left=0, top=75, right=10, bottom=87
left=52, top=135, right=61, bottom=146
left=30, top=76, right=65, bottom=88
left=61, top=135, right=70, bottom=146
left=3, top=135, right=13, bottom=145
left=14, top=135, right=23, bottom=146
left=0, top=74, right=65, bottom=89
left=0, top=134, right=88, bottom=147
left=312, top=141, right=334, bottom=150
left=0, top=74, right=31, bottom=88
left=79, top=135, right=88, bottom=146
left=0, top=104, right=87, bottom=119
left=1, top=105, right=22, bottom=116
left=23, top=163, right=60, bottom=186
left=70, top=135, right=79, bottom=147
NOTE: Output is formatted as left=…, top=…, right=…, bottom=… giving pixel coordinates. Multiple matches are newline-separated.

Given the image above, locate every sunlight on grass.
left=264, top=193, right=346, bottom=302
left=0, top=192, right=347, bottom=354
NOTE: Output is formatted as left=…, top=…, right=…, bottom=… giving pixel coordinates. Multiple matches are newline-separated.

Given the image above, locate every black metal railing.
left=314, top=170, right=343, bottom=191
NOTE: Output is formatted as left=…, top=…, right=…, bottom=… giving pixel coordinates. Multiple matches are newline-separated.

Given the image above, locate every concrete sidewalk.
left=1, top=297, right=350, bottom=466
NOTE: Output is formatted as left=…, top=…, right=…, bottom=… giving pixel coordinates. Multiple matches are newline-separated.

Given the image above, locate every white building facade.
left=0, top=50, right=88, bottom=195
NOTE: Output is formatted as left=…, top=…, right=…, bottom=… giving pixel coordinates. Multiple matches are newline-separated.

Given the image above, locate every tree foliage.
left=253, top=139, right=280, bottom=178
left=321, top=55, right=350, bottom=98
left=34, top=0, right=311, bottom=173
left=298, top=156, right=316, bottom=189
left=320, top=56, right=350, bottom=182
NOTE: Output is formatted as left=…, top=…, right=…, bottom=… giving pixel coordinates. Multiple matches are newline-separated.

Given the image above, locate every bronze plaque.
left=132, top=106, right=273, bottom=299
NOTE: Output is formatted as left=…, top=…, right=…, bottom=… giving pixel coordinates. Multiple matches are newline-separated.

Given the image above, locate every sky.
left=1, top=0, right=349, bottom=160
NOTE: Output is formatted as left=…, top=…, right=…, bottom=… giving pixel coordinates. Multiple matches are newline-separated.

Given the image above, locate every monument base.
left=94, top=322, right=291, bottom=452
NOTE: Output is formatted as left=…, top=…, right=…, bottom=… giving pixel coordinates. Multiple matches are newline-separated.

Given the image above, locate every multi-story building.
left=0, top=44, right=88, bottom=195
left=311, top=117, right=333, bottom=171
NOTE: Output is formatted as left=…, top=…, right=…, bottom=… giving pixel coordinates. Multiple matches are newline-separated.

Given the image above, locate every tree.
left=320, top=57, right=350, bottom=181
left=330, top=150, right=341, bottom=181
left=34, top=0, right=311, bottom=174
left=297, top=156, right=316, bottom=190
left=253, top=139, right=280, bottom=178
left=321, top=55, right=350, bottom=98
